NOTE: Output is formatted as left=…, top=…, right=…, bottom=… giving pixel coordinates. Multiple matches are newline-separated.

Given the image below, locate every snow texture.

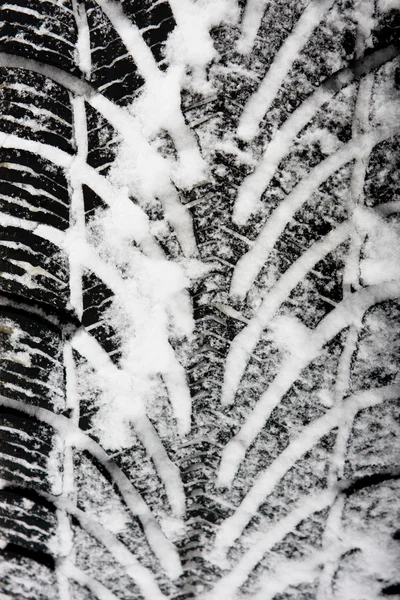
left=0, top=0, right=399, bottom=599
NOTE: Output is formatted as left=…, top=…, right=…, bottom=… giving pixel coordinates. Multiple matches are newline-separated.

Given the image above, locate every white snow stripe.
left=16, top=344, right=61, bottom=367
left=208, top=492, right=335, bottom=598
left=61, top=562, right=120, bottom=600
left=0, top=501, right=41, bottom=521
left=9, top=260, right=65, bottom=286
left=62, top=505, right=167, bottom=600
left=93, top=0, right=159, bottom=80
left=72, top=0, right=92, bottom=77
left=3, top=82, right=71, bottom=113
left=315, top=496, right=345, bottom=600
left=63, top=343, right=80, bottom=422
left=0, top=52, right=95, bottom=97
left=222, top=223, right=350, bottom=405
left=376, top=200, right=400, bottom=216
left=56, top=568, right=72, bottom=600
left=212, top=302, right=249, bottom=324
left=4, top=36, right=73, bottom=61
left=0, top=479, right=167, bottom=600
left=0, top=159, right=69, bottom=193
left=0, top=114, right=72, bottom=143
left=68, top=96, right=88, bottom=320
left=0, top=52, right=205, bottom=207
left=233, top=44, right=399, bottom=224
left=218, top=280, right=400, bottom=488
left=168, top=0, right=239, bottom=88
left=0, top=394, right=182, bottom=579
left=91, top=52, right=131, bottom=74
left=71, top=95, right=89, bottom=160
left=71, top=329, right=186, bottom=518
left=0, top=132, right=160, bottom=253
left=0, top=213, right=65, bottom=245
left=237, top=0, right=335, bottom=142
left=342, top=96, right=374, bottom=293
left=0, top=367, right=62, bottom=397
left=213, top=384, right=400, bottom=565
left=332, top=326, right=359, bottom=410
left=62, top=343, right=80, bottom=505
left=2, top=0, right=73, bottom=16
left=1, top=17, right=75, bottom=48
left=0, top=526, right=44, bottom=545
left=161, top=183, right=198, bottom=257
left=0, top=178, right=67, bottom=207
left=136, top=413, right=187, bottom=515
left=162, top=360, right=192, bottom=436
left=316, top=16, right=375, bottom=595
left=252, top=553, right=330, bottom=600
left=0, top=272, right=67, bottom=296
left=97, top=71, right=134, bottom=93
left=1, top=3, right=72, bottom=23
left=0, top=452, right=47, bottom=473
left=10, top=102, right=71, bottom=128
left=0, top=426, right=32, bottom=441
left=0, top=131, right=70, bottom=168
left=0, top=514, right=48, bottom=537
left=231, top=127, right=400, bottom=296
left=236, top=0, right=269, bottom=54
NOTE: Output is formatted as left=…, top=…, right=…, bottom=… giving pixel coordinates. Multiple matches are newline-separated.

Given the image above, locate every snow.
left=316, top=496, right=345, bottom=600
left=73, top=0, right=92, bottom=77
left=253, top=552, right=330, bottom=600
left=94, top=0, right=159, bottom=80
left=0, top=394, right=183, bottom=579
left=92, top=0, right=223, bottom=195
left=167, top=0, right=239, bottom=92
left=2, top=1, right=400, bottom=597
left=354, top=207, right=400, bottom=285
left=160, top=515, right=187, bottom=543
left=213, top=384, right=400, bottom=567
left=377, top=0, right=400, bottom=11
left=0, top=51, right=94, bottom=96
left=237, top=0, right=335, bottom=142
left=354, top=0, right=375, bottom=56
left=233, top=44, right=399, bottom=225
left=49, top=494, right=169, bottom=599
left=269, top=314, right=312, bottom=357
left=76, top=202, right=194, bottom=436
left=219, top=280, right=400, bottom=487
left=222, top=222, right=349, bottom=405
left=68, top=96, right=88, bottom=319
left=60, top=561, right=120, bottom=600
left=236, top=0, right=269, bottom=54
left=207, top=492, right=335, bottom=599
left=231, top=127, right=400, bottom=298
left=62, top=190, right=192, bottom=516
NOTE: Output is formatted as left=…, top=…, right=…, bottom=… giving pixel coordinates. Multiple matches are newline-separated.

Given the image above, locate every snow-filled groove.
left=233, top=44, right=400, bottom=225
left=214, top=383, right=400, bottom=558
left=71, top=329, right=186, bottom=516
left=0, top=483, right=168, bottom=599
left=222, top=222, right=351, bottom=405
left=218, top=280, right=400, bottom=486
left=236, top=0, right=336, bottom=141
left=1, top=1, right=399, bottom=598
left=0, top=394, right=183, bottom=580
left=231, top=126, right=400, bottom=297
